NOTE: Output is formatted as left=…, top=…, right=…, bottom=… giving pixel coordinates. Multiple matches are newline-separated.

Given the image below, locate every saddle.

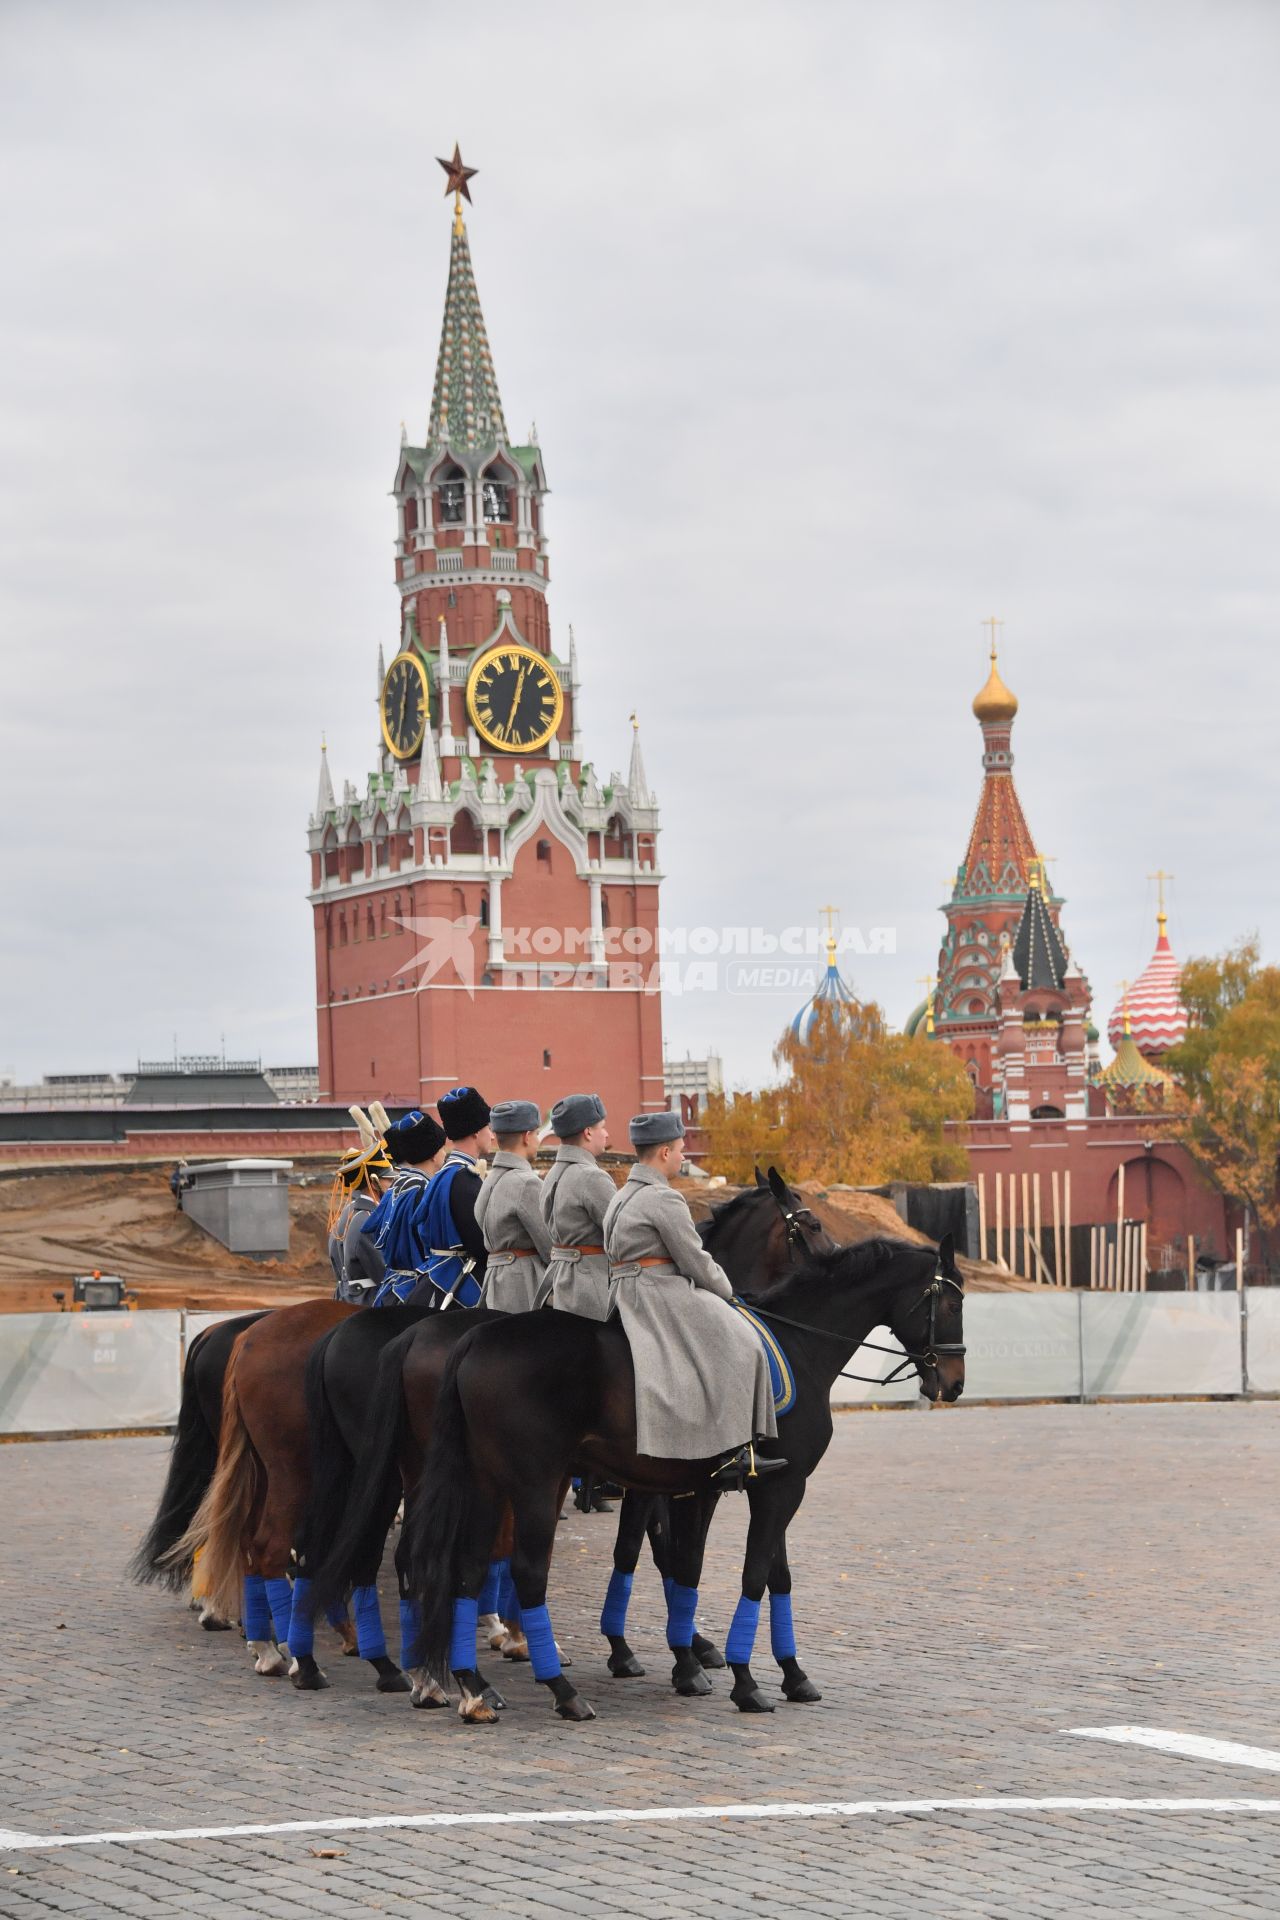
left=726, top=1299, right=796, bottom=1415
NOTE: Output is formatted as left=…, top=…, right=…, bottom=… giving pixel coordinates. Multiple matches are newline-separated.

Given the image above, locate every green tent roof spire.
left=427, top=209, right=509, bottom=454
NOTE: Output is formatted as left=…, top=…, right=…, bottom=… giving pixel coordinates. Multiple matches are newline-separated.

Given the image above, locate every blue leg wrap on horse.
left=769, top=1592, right=797, bottom=1661
left=477, top=1558, right=504, bottom=1616
left=449, top=1597, right=479, bottom=1674
left=662, top=1574, right=674, bottom=1602
left=398, top=1596, right=422, bottom=1671
left=666, top=1581, right=699, bottom=1650
left=520, top=1603, right=562, bottom=1682
left=242, top=1574, right=271, bottom=1642
left=498, top=1563, right=520, bottom=1623
left=265, top=1577, right=295, bottom=1647
left=324, top=1602, right=349, bottom=1632
left=725, top=1595, right=762, bottom=1666
left=287, top=1576, right=315, bottom=1659
left=600, top=1569, right=634, bottom=1637
left=353, top=1584, right=387, bottom=1661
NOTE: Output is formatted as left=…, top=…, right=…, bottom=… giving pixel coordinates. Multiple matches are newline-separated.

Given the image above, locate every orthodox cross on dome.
left=1148, top=868, right=1174, bottom=935
left=820, top=902, right=840, bottom=966
left=916, top=972, right=936, bottom=1034
left=981, top=614, right=1003, bottom=656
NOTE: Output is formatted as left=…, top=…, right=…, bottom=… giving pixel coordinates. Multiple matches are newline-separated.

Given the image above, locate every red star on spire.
left=436, top=144, right=478, bottom=204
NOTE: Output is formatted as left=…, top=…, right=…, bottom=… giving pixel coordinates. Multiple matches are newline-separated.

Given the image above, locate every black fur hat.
left=386, top=1109, right=447, bottom=1165
left=437, top=1085, right=491, bottom=1141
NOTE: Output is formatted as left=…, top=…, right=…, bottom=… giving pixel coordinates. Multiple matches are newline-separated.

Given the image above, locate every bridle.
left=776, top=1199, right=828, bottom=1259
left=760, top=1267, right=967, bottom=1389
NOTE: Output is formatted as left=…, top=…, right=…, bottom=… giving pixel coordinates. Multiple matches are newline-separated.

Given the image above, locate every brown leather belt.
left=491, top=1247, right=535, bottom=1258
left=552, top=1243, right=605, bottom=1256
left=611, top=1256, right=674, bottom=1270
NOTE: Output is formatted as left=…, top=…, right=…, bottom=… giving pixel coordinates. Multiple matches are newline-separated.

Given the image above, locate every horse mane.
left=704, top=1184, right=776, bottom=1228
left=749, top=1235, right=926, bottom=1310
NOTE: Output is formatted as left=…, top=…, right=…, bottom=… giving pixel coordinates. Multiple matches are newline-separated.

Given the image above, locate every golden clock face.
left=466, top=644, right=563, bottom=753
left=380, top=651, right=429, bottom=760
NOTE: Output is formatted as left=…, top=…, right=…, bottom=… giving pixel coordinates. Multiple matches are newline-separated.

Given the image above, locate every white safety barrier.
left=0, top=1311, right=183, bottom=1436
left=0, top=1294, right=1276, bottom=1437
left=1244, top=1288, right=1280, bottom=1393
left=1081, top=1292, right=1243, bottom=1398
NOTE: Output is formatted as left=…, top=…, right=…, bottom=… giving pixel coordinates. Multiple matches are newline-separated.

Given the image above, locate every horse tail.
left=127, top=1327, right=219, bottom=1589
left=311, top=1330, right=408, bottom=1611
left=159, top=1340, right=260, bottom=1623
left=297, top=1324, right=354, bottom=1583
left=405, top=1331, right=480, bottom=1684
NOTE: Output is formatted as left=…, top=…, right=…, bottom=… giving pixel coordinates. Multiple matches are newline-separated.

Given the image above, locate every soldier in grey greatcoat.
left=542, top=1092, right=616, bottom=1320
left=603, top=1111, right=788, bottom=1484
left=475, top=1100, right=553, bottom=1313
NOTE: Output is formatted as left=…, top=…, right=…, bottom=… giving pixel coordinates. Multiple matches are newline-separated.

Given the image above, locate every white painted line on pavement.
left=1070, top=1727, right=1280, bottom=1774
left=2, top=1799, right=1279, bottom=1853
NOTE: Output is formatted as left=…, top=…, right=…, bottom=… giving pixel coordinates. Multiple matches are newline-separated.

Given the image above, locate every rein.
left=757, top=1271, right=966, bottom=1389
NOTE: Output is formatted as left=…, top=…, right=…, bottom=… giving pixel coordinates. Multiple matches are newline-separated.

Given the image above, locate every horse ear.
left=767, top=1166, right=790, bottom=1204
left=938, top=1230, right=955, bottom=1271
left=754, top=1166, right=768, bottom=1189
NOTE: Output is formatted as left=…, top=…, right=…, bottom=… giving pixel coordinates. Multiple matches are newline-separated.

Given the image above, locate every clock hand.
left=509, top=662, right=530, bottom=732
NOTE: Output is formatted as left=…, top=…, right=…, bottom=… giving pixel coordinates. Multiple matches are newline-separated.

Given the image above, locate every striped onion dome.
left=1107, top=912, right=1187, bottom=1060
left=790, top=938, right=857, bottom=1044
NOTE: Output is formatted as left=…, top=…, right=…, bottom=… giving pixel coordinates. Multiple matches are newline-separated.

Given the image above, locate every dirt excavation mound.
left=0, top=1167, right=337, bottom=1313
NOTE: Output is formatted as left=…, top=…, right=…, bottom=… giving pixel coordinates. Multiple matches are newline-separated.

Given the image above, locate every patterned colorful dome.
left=791, top=936, right=857, bottom=1045
left=1107, top=910, right=1187, bottom=1060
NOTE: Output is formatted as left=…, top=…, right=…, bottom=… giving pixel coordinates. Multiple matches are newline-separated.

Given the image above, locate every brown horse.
left=163, top=1299, right=358, bottom=1678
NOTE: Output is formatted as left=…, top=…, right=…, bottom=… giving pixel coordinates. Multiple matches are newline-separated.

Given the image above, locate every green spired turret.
left=426, top=202, right=509, bottom=455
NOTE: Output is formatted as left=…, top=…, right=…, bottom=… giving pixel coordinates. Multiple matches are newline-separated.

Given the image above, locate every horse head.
left=763, top=1166, right=834, bottom=1261
left=883, top=1233, right=966, bottom=1404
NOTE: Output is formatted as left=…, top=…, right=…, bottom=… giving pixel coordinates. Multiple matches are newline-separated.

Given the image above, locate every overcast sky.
left=3, top=0, right=1278, bottom=1091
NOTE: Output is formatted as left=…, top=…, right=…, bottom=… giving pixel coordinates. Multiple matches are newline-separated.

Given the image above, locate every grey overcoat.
left=602, top=1162, right=777, bottom=1459
left=541, top=1145, right=617, bottom=1320
left=475, top=1152, right=553, bottom=1313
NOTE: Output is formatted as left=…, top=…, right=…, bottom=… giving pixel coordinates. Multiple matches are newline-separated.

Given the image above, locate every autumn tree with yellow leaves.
left=1165, top=935, right=1280, bottom=1261
left=701, top=997, right=974, bottom=1188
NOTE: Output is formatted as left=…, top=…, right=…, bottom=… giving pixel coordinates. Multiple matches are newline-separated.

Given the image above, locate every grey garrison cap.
left=490, top=1099, right=542, bottom=1134
left=549, top=1092, right=606, bottom=1137
left=628, top=1111, right=685, bottom=1147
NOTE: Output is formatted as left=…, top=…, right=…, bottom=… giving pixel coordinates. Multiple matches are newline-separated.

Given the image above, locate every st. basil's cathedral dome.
left=1107, top=905, right=1188, bottom=1062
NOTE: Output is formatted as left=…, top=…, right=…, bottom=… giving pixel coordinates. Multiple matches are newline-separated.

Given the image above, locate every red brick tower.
left=308, top=159, right=665, bottom=1121
left=908, top=634, right=1092, bottom=1115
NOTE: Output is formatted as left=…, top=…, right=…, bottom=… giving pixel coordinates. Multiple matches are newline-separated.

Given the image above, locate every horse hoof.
left=488, top=1629, right=507, bottom=1652
left=253, top=1653, right=287, bottom=1678
left=608, top=1652, right=645, bottom=1678
left=376, top=1669, right=413, bottom=1694
left=693, top=1635, right=726, bottom=1670
left=732, top=1686, right=775, bottom=1714
left=199, top=1614, right=233, bottom=1633
left=782, top=1677, right=823, bottom=1704
left=554, top=1694, right=596, bottom=1722
left=500, top=1638, right=530, bottom=1662
left=459, top=1697, right=499, bottom=1725
left=481, top=1684, right=508, bottom=1713
left=341, top=1641, right=360, bottom=1658
left=411, top=1686, right=450, bottom=1709
left=289, top=1660, right=330, bottom=1692
left=672, top=1665, right=714, bottom=1698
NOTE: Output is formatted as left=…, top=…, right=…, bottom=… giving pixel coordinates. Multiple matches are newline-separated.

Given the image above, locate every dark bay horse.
left=161, top=1299, right=358, bottom=1676
left=407, top=1235, right=964, bottom=1722
left=307, top=1173, right=835, bottom=1707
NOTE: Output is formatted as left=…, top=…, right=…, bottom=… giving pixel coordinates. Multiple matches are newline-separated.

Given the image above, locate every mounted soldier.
left=603, top=1111, right=787, bottom=1487
left=542, top=1093, right=616, bottom=1321
left=403, top=1086, right=495, bottom=1310
left=475, top=1099, right=553, bottom=1313
left=363, top=1109, right=449, bottom=1305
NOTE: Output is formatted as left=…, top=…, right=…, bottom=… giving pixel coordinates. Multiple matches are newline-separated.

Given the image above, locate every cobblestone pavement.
left=2, top=1402, right=1279, bottom=1916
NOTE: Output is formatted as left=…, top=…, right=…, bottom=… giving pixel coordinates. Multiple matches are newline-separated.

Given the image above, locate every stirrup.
left=709, top=1444, right=788, bottom=1491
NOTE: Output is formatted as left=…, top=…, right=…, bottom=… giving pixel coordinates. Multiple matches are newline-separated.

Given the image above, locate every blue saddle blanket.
left=727, top=1299, right=796, bottom=1415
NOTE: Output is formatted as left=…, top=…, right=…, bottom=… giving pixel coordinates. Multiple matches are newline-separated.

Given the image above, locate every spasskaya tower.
left=307, top=149, right=665, bottom=1120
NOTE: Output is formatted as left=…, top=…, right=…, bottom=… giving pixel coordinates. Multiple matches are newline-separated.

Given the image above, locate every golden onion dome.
left=972, top=645, right=1018, bottom=724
